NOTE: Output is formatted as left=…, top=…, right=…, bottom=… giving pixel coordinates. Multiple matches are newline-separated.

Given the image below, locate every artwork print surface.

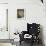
left=17, top=9, right=24, bottom=18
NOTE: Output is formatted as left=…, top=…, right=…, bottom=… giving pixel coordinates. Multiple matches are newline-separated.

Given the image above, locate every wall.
left=0, top=0, right=13, bottom=46
left=0, top=0, right=9, bottom=39
left=0, top=4, right=9, bottom=39
left=0, top=0, right=8, bottom=3
left=0, top=0, right=46, bottom=46
left=9, top=0, right=43, bottom=30
left=9, top=0, right=45, bottom=41
left=8, top=0, right=46, bottom=46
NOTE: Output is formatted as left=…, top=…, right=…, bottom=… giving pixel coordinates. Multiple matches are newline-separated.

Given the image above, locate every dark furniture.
left=19, top=23, right=40, bottom=46
left=41, top=0, right=43, bottom=3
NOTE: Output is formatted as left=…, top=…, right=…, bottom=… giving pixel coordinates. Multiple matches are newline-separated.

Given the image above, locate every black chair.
left=19, top=23, right=40, bottom=45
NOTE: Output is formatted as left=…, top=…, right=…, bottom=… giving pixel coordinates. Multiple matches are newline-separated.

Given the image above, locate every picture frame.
left=17, top=9, right=25, bottom=19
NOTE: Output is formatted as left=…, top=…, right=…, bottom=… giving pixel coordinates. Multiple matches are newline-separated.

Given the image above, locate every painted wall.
left=0, top=0, right=46, bottom=46
left=0, top=4, right=9, bottom=39
left=8, top=0, right=44, bottom=42
left=8, top=0, right=46, bottom=46
left=0, top=0, right=15, bottom=46
left=0, top=0, right=8, bottom=3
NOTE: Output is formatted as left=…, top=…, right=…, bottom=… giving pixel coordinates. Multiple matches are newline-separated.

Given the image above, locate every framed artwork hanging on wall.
left=17, top=9, right=25, bottom=19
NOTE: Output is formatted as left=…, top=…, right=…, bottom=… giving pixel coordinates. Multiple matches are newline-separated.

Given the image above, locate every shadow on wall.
left=40, top=25, right=45, bottom=46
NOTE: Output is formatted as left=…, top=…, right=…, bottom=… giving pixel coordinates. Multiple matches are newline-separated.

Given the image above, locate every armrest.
left=22, top=31, right=28, bottom=35
left=19, top=31, right=27, bottom=41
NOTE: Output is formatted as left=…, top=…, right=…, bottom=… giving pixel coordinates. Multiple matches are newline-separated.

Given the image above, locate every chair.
left=19, top=23, right=40, bottom=46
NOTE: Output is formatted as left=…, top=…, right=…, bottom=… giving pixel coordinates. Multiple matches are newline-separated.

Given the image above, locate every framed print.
left=17, top=9, right=24, bottom=18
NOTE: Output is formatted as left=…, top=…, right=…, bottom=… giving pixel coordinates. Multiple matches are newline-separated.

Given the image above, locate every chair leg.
left=30, top=41, right=34, bottom=46
left=20, top=41, right=21, bottom=45
left=30, top=39, right=34, bottom=46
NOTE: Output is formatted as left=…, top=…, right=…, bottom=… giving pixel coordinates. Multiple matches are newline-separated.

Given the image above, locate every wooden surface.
left=19, top=41, right=43, bottom=46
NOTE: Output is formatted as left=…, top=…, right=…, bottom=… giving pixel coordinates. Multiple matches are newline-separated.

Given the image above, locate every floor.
left=0, top=39, right=43, bottom=46
left=0, top=42, right=43, bottom=46
left=19, top=41, right=43, bottom=46
left=0, top=43, right=15, bottom=46
left=0, top=39, right=15, bottom=46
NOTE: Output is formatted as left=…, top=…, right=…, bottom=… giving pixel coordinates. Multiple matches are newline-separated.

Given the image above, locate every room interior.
left=0, top=0, right=46, bottom=46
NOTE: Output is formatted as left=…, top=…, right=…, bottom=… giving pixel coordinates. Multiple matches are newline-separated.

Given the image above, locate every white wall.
left=0, top=0, right=46, bottom=46
left=0, top=4, right=9, bottom=39
left=0, top=0, right=8, bottom=3
left=9, top=0, right=45, bottom=38
left=8, top=0, right=46, bottom=46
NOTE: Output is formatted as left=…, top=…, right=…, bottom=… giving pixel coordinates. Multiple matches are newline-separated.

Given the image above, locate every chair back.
left=27, top=23, right=40, bottom=35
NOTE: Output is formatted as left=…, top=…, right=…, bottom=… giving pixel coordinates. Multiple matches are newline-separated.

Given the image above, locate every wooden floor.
left=0, top=43, right=13, bottom=46
left=19, top=41, right=43, bottom=46
left=0, top=39, right=14, bottom=43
